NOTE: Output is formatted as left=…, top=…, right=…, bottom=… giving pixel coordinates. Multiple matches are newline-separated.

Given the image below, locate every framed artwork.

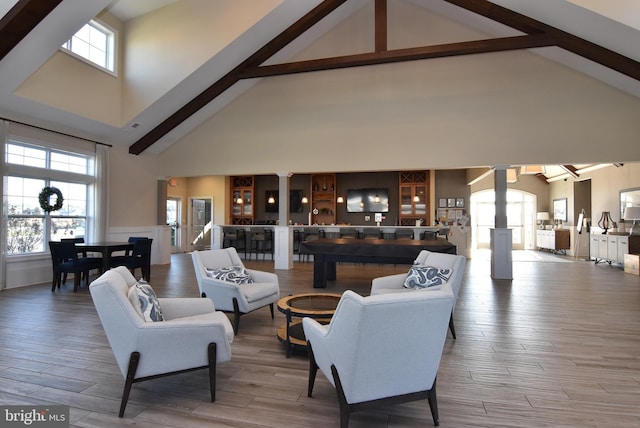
left=439, top=198, right=447, bottom=208
left=553, top=198, right=568, bottom=222
left=447, top=198, right=456, bottom=208
left=456, top=198, right=464, bottom=208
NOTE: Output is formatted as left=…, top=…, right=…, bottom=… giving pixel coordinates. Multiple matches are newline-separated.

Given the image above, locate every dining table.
left=76, top=241, right=134, bottom=272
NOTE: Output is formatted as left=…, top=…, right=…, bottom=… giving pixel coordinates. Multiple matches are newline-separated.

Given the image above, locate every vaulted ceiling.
left=1, top=0, right=640, bottom=170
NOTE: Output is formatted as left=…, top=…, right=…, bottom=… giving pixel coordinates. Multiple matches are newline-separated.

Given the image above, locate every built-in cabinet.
left=590, top=233, right=630, bottom=264
left=230, top=176, right=254, bottom=225
left=537, top=229, right=570, bottom=254
left=310, top=173, right=336, bottom=225
left=398, top=171, right=430, bottom=226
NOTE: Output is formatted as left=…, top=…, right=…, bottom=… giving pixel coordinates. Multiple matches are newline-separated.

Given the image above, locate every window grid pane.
left=63, top=20, right=114, bottom=72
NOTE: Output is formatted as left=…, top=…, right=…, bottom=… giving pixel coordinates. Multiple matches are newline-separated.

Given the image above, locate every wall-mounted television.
left=346, top=188, right=389, bottom=213
left=265, top=190, right=304, bottom=213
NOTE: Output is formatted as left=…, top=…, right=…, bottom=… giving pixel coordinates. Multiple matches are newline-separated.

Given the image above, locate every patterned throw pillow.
left=130, top=280, right=164, bottom=322
left=205, top=266, right=254, bottom=284
left=403, top=265, right=453, bottom=289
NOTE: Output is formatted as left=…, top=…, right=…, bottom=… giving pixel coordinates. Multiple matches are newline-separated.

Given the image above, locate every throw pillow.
left=130, top=279, right=164, bottom=322
left=205, top=266, right=254, bottom=284
left=403, top=265, right=453, bottom=289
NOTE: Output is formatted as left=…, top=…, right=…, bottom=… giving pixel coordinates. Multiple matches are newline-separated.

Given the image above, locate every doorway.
left=166, top=197, right=181, bottom=253
left=471, top=189, right=536, bottom=250
left=189, top=197, right=213, bottom=251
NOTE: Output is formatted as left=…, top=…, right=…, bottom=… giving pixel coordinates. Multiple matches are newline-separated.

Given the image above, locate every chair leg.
left=119, top=352, right=140, bottom=418
left=428, top=378, right=440, bottom=426
left=207, top=343, right=217, bottom=402
left=269, top=303, right=274, bottom=319
left=51, top=273, right=58, bottom=292
left=73, top=274, right=81, bottom=293
left=448, top=314, right=456, bottom=339
left=232, top=297, right=241, bottom=335
left=331, top=365, right=351, bottom=428
left=307, top=342, right=319, bottom=397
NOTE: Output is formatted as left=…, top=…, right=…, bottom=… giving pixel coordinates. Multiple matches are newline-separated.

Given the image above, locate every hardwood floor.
left=1, top=251, right=639, bottom=427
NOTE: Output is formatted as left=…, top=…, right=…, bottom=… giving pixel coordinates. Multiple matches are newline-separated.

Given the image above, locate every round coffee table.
left=277, top=292, right=342, bottom=357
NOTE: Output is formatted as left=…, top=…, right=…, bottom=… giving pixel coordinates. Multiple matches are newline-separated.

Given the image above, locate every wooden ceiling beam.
left=0, top=0, right=63, bottom=62
left=446, top=0, right=640, bottom=81
left=129, top=0, right=348, bottom=155
left=375, top=0, right=387, bottom=52
left=560, top=164, right=579, bottom=178
left=241, top=34, right=556, bottom=78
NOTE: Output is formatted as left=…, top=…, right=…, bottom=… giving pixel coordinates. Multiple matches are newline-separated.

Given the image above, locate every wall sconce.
left=337, top=196, right=344, bottom=204
left=536, top=212, right=549, bottom=229
left=597, top=211, right=613, bottom=234
left=623, top=206, right=640, bottom=235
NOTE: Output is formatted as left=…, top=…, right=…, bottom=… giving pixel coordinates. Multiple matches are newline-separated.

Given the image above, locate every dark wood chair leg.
left=331, top=365, right=351, bottom=428
left=232, top=297, right=240, bottom=335
left=51, top=273, right=58, bottom=292
left=269, top=303, right=274, bottom=319
left=448, top=314, right=456, bottom=339
left=73, top=274, right=81, bottom=292
left=119, top=352, right=140, bottom=417
left=207, top=343, right=217, bottom=402
left=307, top=342, right=319, bottom=397
left=428, top=379, right=439, bottom=426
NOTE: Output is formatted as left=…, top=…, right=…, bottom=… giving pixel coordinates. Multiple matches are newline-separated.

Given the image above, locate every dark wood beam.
left=375, top=0, right=387, bottom=52
left=129, top=0, right=348, bottom=155
left=560, top=164, right=579, bottom=178
left=0, top=0, right=63, bottom=62
left=240, top=34, right=556, bottom=78
left=445, top=0, right=640, bottom=81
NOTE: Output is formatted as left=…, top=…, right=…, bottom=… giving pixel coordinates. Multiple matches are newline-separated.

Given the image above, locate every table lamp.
left=623, top=206, right=640, bottom=235
left=536, top=212, right=549, bottom=229
left=598, top=211, right=613, bottom=234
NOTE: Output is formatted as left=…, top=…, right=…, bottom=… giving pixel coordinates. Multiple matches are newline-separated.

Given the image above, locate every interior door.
left=190, top=198, right=212, bottom=251
left=166, top=197, right=181, bottom=253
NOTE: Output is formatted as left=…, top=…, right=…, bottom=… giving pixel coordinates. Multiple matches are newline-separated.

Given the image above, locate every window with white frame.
left=4, top=142, right=95, bottom=255
left=61, top=20, right=115, bottom=73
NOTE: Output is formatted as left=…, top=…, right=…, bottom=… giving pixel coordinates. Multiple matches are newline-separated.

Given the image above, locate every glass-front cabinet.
left=399, top=171, right=429, bottom=226
left=230, top=176, right=254, bottom=225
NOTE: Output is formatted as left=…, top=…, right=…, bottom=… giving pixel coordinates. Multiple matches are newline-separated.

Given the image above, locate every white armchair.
left=303, top=289, right=454, bottom=427
left=89, top=266, right=233, bottom=417
left=371, top=250, right=466, bottom=338
left=191, top=247, right=280, bottom=334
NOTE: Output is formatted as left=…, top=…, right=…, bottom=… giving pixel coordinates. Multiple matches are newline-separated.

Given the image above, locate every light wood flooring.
left=1, top=250, right=639, bottom=427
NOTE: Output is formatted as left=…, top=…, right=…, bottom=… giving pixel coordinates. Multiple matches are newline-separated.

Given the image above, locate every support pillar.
left=491, top=166, right=512, bottom=279
left=274, top=173, right=294, bottom=269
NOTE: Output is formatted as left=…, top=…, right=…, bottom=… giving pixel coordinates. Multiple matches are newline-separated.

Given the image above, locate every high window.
left=61, top=20, right=115, bottom=73
left=4, top=142, right=95, bottom=255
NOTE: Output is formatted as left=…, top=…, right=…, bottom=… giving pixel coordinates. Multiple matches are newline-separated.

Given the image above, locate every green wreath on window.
left=38, top=186, right=64, bottom=213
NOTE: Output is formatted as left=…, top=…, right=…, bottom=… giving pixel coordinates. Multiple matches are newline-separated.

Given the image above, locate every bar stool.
left=249, top=228, right=273, bottom=260
left=421, top=231, right=437, bottom=240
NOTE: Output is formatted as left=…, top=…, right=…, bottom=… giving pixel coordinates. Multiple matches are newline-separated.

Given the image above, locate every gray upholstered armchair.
left=89, top=266, right=233, bottom=417
left=191, top=247, right=280, bottom=334
left=303, top=289, right=454, bottom=427
left=371, top=250, right=466, bottom=338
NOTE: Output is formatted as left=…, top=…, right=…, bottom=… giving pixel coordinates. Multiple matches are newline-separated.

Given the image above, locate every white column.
left=491, top=166, right=512, bottom=279
left=274, top=173, right=293, bottom=269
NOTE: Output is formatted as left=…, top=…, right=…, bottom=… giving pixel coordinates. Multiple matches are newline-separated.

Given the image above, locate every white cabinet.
left=591, top=233, right=628, bottom=264
left=536, top=230, right=570, bottom=254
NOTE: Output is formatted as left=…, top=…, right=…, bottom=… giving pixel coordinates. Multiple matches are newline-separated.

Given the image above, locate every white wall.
left=157, top=0, right=640, bottom=177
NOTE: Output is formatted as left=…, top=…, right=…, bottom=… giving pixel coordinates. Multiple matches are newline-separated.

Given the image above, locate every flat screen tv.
left=265, top=190, right=304, bottom=213
left=346, top=188, right=389, bottom=213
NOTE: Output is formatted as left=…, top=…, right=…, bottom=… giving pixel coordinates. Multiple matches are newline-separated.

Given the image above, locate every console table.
left=536, top=229, right=570, bottom=255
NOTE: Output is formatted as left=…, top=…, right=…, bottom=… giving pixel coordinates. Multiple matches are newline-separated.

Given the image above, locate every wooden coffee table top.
left=277, top=292, right=342, bottom=318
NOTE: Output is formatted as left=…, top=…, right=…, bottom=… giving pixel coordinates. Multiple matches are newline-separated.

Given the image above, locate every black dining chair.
left=109, top=238, right=153, bottom=281
left=49, top=241, right=103, bottom=292
left=61, top=237, right=102, bottom=283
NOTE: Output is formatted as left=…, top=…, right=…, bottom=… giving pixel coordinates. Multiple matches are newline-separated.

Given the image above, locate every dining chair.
left=49, top=241, right=103, bottom=292
left=61, top=237, right=102, bottom=283
left=109, top=238, right=153, bottom=281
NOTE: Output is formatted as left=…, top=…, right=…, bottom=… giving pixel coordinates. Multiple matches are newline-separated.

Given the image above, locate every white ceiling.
left=1, top=0, right=639, bottom=161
